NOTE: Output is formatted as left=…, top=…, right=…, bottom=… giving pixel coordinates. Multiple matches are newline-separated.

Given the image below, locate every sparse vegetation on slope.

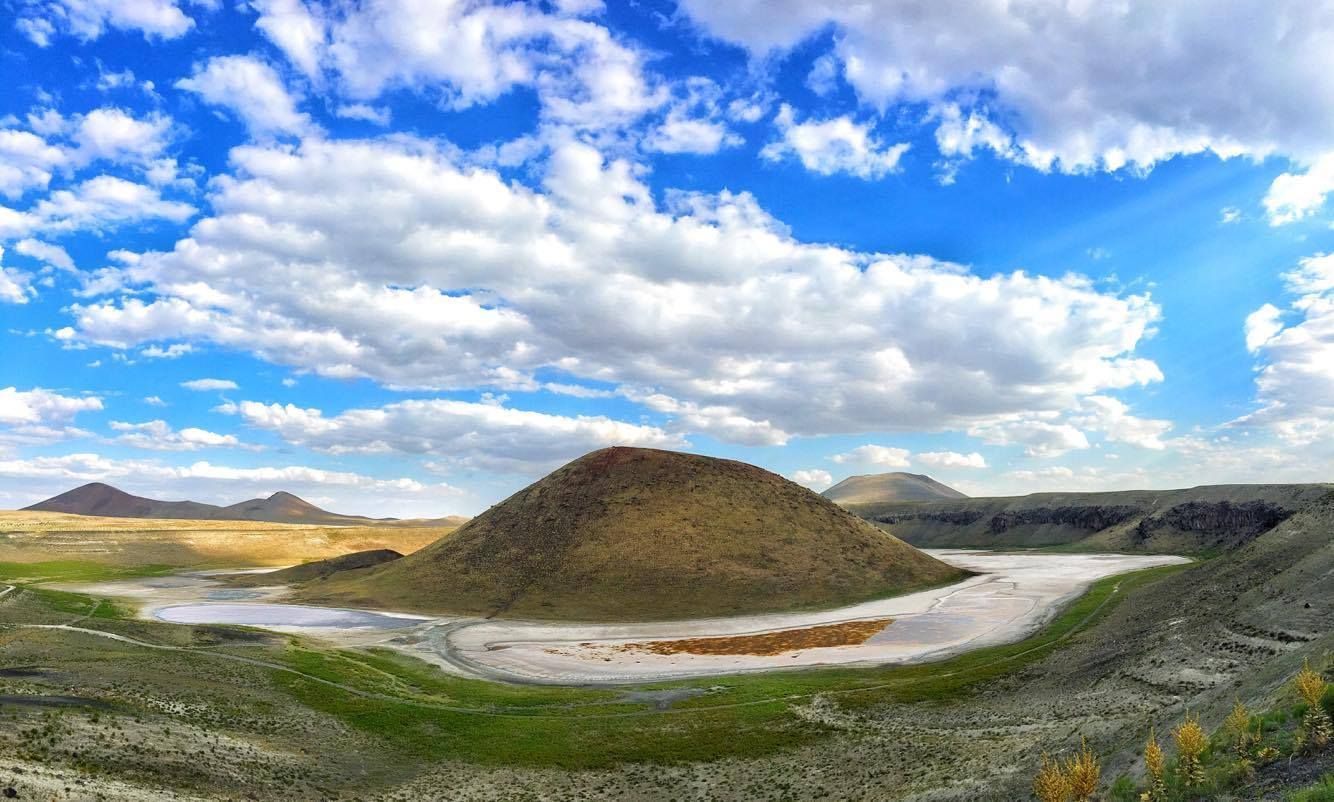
left=296, top=447, right=966, bottom=621
left=1035, top=660, right=1334, bottom=802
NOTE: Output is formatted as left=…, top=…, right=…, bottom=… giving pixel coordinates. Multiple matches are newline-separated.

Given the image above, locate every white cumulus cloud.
left=967, top=416, right=1091, bottom=458
left=0, top=263, right=34, bottom=304
left=1265, top=153, right=1334, bottom=226
left=916, top=451, right=987, bottom=469
left=110, top=419, right=240, bottom=451
left=220, top=397, right=685, bottom=474
left=1, top=175, right=195, bottom=239
left=0, top=387, right=102, bottom=425
left=790, top=468, right=833, bottom=490
left=177, top=55, right=313, bottom=137
left=1234, top=253, right=1334, bottom=446
left=65, top=138, right=1163, bottom=444
left=830, top=445, right=911, bottom=468
left=14, top=239, right=75, bottom=271
left=16, top=0, right=195, bottom=45
left=180, top=378, right=237, bottom=391
left=761, top=105, right=908, bottom=179
left=680, top=0, right=1334, bottom=174
left=0, top=127, right=66, bottom=197
left=251, top=0, right=664, bottom=132
left=72, top=107, right=173, bottom=167
left=1071, top=395, right=1172, bottom=450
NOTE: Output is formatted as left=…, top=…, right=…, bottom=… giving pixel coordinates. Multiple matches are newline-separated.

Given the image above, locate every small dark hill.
left=822, top=473, right=966, bottom=505
left=226, top=549, right=404, bottom=587
left=24, top=483, right=404, bottom=526
left=297, top=447, right=966, bottom=621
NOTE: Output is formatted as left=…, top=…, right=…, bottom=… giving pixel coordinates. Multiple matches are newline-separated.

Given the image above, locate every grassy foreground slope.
left=297, top=447, right=966, bottom=621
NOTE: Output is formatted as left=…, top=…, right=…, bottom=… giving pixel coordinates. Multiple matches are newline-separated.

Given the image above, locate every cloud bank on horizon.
left=2, top=0, right=1332, bottom=516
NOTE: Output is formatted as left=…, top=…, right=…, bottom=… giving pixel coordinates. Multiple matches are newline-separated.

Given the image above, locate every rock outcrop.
left=1133, top=500, right=1292, bottom=549
left=846, top=484, right=1330, bottom=553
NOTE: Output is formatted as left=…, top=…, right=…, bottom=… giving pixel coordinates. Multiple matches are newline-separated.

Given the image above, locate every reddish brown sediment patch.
left=609, top=618, right=893, bottom=657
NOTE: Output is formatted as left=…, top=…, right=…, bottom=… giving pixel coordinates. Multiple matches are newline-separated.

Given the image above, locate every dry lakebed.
left=53, top=549, right=1189, bottom=685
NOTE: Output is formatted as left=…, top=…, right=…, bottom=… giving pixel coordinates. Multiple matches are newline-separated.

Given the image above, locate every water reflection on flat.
left=155, top=602, right=428, bottom=629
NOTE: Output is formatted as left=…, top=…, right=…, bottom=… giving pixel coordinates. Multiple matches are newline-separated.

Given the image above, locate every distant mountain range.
left=821, top=472, right=967, bottom=505
left=23, top=482, right=463, bottom=527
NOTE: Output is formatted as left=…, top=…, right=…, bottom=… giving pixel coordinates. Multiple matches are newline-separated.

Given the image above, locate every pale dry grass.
left=0, top=510, right=326, bottom=532
left=0, top=509, right=453, bottom=567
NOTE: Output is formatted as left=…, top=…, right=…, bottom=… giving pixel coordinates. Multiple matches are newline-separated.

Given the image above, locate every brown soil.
left=614, top=618, right=893, bottom=656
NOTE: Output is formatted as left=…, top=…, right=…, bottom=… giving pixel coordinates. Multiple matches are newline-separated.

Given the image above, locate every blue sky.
left=2, top=0, right=1333, bottom=516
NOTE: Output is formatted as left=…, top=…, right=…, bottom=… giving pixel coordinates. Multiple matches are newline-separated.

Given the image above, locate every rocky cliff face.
left=851, top=485, right=1330, bottom=554
left=986, top=505, right=1142, bottom=534
left=908, top=501, right=1286, bottom=540
left=873, top=510, right=985, bottom=526
left=1134, top=500, right=1292, bottom=549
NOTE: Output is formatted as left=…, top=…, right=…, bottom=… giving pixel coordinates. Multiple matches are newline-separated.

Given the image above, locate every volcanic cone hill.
left=295, top=447, right=967, bottom=621
left=822, top=473, right=966, bottom=505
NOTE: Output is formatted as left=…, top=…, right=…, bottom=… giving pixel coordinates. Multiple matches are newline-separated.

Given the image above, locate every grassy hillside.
left=822, top=472, right=966, bottom=504
left=847, top=483, right=1332, bottom=553
left=297, top=447, right=967, bottom=621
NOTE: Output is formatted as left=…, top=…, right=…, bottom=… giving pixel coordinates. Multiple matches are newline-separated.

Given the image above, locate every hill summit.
left=822, top=472, right=966, bottom=505
left=296, top=447, right=967, bottom=621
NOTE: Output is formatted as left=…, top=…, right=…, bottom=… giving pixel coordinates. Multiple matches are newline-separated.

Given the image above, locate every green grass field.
left=0, top=559, right=177, bottom=583
left=1290, top=775, right=1334, bottom=802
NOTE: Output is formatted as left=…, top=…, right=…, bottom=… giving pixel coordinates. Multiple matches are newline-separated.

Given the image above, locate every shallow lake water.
left=154, top=602, right=429, bottom=629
